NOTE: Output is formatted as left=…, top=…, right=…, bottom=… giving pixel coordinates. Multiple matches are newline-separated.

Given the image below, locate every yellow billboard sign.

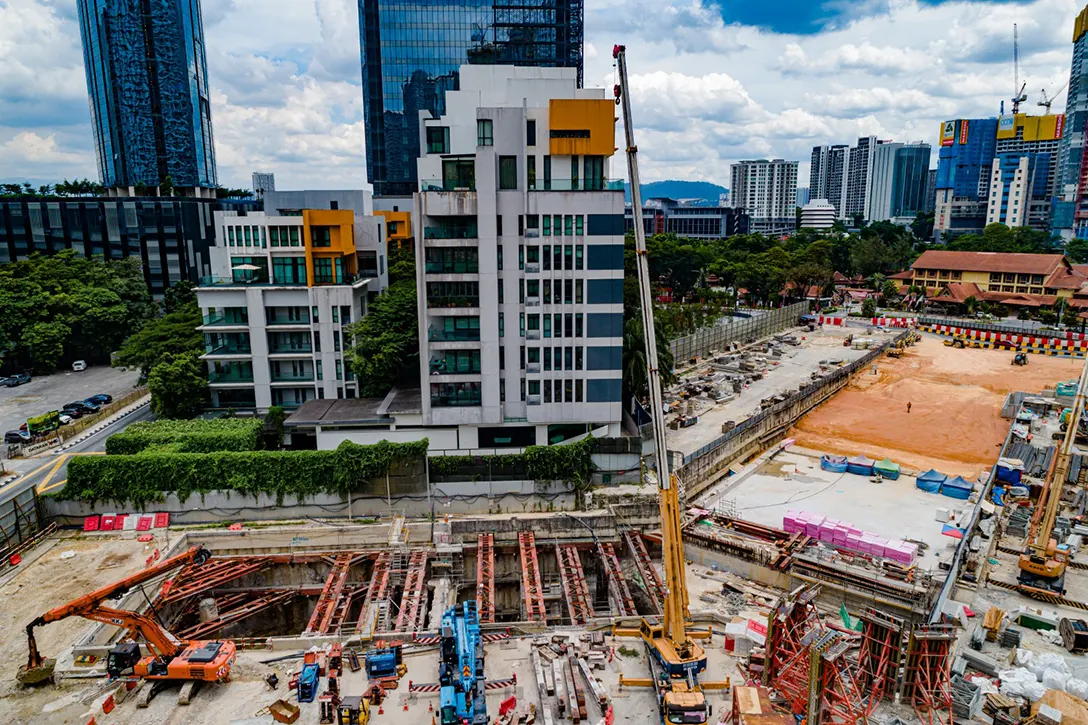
left=939, top=120, right=956, bottom=147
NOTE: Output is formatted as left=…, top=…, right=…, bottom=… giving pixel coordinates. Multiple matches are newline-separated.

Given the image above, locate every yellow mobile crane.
left=612, top=44, right=729, bottom=724
left=1017, top=357, right=1088, bottom=596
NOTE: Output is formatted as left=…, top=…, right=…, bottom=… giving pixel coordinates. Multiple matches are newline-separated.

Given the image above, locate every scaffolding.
left=357, top=551, right=391, bottom=635
left=855, top=608, right=905, bottom=716
left=394, top=549, right=430, bottom=633
left=624, top=530, right=665, bottom=614
left=519, top=531, right=547, bottom=623
left=902, top=625, right=955, bottom=725
left=556, top=544, right=593, bottom=625
left=810, top=631, right=868, bottom=725
left=476, top=533, right=495, bottom=624
left=596, top=541, right=636, bottom=617
left=305, top=553, right=356, bottom=634
left=763, top=585, right=822, bottom=691
left=176, top=590, right=296, bottom=640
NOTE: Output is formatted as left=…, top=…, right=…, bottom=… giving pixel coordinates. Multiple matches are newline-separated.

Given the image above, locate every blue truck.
left=438, top=601, right=487, bottom=725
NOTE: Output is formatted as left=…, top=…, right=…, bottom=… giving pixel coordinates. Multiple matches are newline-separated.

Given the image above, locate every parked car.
left=86, top=394, right=113, bottom=405
left=60, top=405, right=84, bottom=419
left=72, top=360, right=87, bottom=372
left=4, top=373, right=31, bottom=387
left=59, top=414, right=73, bottom=425
left=4, top=430, right=30, bottom=444
left=63, top=401, right=98, bottom=415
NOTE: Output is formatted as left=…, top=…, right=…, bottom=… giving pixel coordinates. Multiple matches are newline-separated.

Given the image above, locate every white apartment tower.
left=196, top=202, right=388, bottom=410
left=729, top=159, right=798, bottom=235
left=413, top=66, right=624, bottom=449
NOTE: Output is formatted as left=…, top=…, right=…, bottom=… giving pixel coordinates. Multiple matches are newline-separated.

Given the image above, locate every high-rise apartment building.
left=986, top=154, right=1050, bottom=228
left=844, top=136, right=882, bottom=220
left=866, top=143, right=931, bottom=223
left=1057, top=4, right=1088, bottom=238
left=809, top=145, right=848, bottom=216
left=77, top=0, right=217, bottom=193
left=413, top=65, right=623, bottom=448
left=795, top=187, right=810, bottom=207
left=729, top=159, right=798, bottom=235
left=934, top=118, right=998, bottom=239
left=196, top=200, right=388, bottom=411
left=360, top=0, right=584, bottom=198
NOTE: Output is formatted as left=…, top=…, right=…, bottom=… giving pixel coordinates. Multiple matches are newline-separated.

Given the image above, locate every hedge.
left=105, top=418, right=266, bottom=455
left=427, top=437, right=595, bottom=487
left=63, top=439, right=429, bottom=507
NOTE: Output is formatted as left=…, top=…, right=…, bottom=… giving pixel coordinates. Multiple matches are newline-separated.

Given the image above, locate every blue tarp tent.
left=995, top=458, right=1023, bottom=486
left=941, top=475, right=973, bottom=500
left=916, top=469, right=946, bottom=493
left=821, top=454, right=848, bottom=473
left=846, top=455, right=875, bottom=476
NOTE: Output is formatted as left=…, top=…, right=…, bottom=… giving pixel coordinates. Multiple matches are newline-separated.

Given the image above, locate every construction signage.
left=26, top=411, right=60, bottom=435
left=958, top=119, right=969, bottom=145
left=940, top=120, right=956, bottom=147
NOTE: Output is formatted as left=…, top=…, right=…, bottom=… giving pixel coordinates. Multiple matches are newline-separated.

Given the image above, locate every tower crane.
left=1017, top=357, right=1087, bottom=596
left=18, top=546, right=236, bottom=706
left=1038, top=79, right=1070, bottom=114
left=1012, top=23, right=1027, bottom=115
left=611, top=44, right=730, bottom=724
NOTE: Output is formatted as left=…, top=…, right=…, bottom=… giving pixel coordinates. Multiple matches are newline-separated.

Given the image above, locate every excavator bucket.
left=17, top=659, right=56, bottom=686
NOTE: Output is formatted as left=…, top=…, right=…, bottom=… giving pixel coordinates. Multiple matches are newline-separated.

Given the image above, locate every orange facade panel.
left=548, top=99, right=616, bottom=157
left=302, top=209, right=356, bottom=286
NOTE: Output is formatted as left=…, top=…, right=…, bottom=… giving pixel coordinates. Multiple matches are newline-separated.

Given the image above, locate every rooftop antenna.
left=1012, top=23, right=1027, bottom=114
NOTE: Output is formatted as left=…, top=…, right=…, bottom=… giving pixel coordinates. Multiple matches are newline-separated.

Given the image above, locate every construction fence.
left=0, top=485, right=43, bottom=560
left=918, top=321, right=1088, bottom=358
left=669, top=302, right=808, bottom=363
left=678, top=332, right=908, bottom=499
left=918, top=316, right=1083, bottom=341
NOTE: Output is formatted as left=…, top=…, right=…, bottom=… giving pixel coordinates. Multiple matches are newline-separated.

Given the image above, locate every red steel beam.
left=355, top=551, right=391, bottom=633
left=476, top=534, right=495, bottom=624
left=394, top=549, right=430, bottom=633
left=624, top=531, right=665, bottom=615
left=305, top=552, right=355, bottom=634
left=158, top=557, right=277, bottom=605
left=519, top=532, right=547, bottom=623
left=175, top=590, right=296, bottom=640
left=597, top=542, right=636, bottom=617
left=556, top=544, right=593, bottom=625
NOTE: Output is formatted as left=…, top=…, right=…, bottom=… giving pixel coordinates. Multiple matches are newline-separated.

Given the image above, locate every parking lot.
left=0, top=365, right=141, bottom=438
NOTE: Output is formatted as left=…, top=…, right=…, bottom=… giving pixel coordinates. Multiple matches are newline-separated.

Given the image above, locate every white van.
left=72, top=360, right=87, bottom=372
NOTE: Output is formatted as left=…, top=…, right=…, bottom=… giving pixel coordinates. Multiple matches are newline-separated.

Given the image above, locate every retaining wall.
left=669, top=302, right=808, bottom=362
left=678, top=332, right=907, bottom=499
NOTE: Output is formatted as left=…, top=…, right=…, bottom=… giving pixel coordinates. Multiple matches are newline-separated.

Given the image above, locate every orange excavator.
left=19, top=545, right=236, bottom=706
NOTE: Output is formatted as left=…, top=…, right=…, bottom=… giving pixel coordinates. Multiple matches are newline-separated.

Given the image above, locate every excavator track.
left=986, top=578, right=1088, bottom=611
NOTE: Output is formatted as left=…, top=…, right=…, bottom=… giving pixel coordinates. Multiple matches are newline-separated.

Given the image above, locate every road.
left=0, top=404, right=154, bottom=500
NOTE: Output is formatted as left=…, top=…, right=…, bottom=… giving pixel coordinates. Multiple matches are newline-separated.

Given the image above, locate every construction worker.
left=907, top=401, right=912, bottom=414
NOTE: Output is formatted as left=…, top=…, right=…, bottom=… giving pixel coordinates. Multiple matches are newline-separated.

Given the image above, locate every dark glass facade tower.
left=77, top=0, right=217, bottom=190
left=360, top=0, right=584, bottom=197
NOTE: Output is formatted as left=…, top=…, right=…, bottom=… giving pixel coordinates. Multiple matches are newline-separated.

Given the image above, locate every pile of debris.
left=530, top=633, right=611, bottom=725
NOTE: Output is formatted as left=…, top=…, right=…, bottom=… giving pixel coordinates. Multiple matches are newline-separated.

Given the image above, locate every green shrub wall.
left=105, top=418, right=266, bottom=455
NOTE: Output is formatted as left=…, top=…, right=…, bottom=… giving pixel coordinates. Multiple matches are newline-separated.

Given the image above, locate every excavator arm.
left=24, top=546, right=209, bottom=672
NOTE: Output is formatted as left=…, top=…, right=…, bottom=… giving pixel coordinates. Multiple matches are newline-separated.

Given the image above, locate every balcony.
left=526, top=330, right=541, bottom=340
left=209, top=369, right=254, bottom=384
left=527, top=395, right=542, bottom=406
left=421, top=178, right=476, bottom=192
left=526, top=362, right=541, bottom=374
left=428, top=328, right=481, bottom=342
left=268, top=342, right=313, bottom=354
left=529, top=178, right=624, bottom=192
left=525, top=297, right=541, bottom=308
left=271, top=371, right=315, bottom=382
left=431, top=392, right=482, bottom=407
left=525, top=262, right=540, bottom=273
left=427, top=295, right=480, bottom=309
left=200, top=276, right=296, bottom=288
left=203, top=311, right=249, bottom=327
left=429, top=361, right=482, bottom=375
left=424, top=225, right=478, bottom=240
left=426, top=261, right=479, bottom=274
left=266, top=314, right=311, bottom=326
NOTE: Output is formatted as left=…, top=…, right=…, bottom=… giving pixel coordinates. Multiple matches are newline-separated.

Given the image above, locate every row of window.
left=523, top=312, right=584, bottom=338
left=520, top=243, right=584, bottom=270
left=524, top=345, right=584, bottom=371
left=511, top=278, right=585, bottom=305
left=527, top=378, right=584, bottom=404
left=224, top=225, right=331, bottom=249
left=429, top=377, right=620, bottom=408
left=435, top=155, right=606, bottom=192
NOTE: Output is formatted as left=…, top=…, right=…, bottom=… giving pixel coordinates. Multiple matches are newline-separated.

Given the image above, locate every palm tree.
left=622, top=315, right=675, bottom=403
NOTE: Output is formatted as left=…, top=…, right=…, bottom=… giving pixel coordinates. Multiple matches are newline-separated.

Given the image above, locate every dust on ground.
left=789, top=334, right=1082, bottom=477
left=0, top=534, right=150, bottom=723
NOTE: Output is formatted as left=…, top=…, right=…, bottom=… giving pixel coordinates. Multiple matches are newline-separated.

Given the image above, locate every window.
left=499, top=156, right=518, bottom=189
left=427, top=126, right=450, bottom=154
left=528, top=347, right=540, bottom=364
left=565, top=380, right=573, bottom=403
left=518, top=215, right=524, bottom=236
left=544, top=279, right=551, bottom=303
left=585, top=156, right=605, bottom=190
left=527, top=246, right=539, bottom=264
left=527, top=279, right=539, bottom=298
left=554, top=313, right=562, bottom=337
left=543, top=245, right=551, bottom=270
left=544, top=348, right=552, bottom=371
left=553, top=245, right=562, bottom=270
left=575, top=245, right=584, bottom=270
left=527, top=119, right=536, bottom=146
left=272, top=257, right=307, bottom=284
left=519, top=279, right=525, bottom=304
left=496, top=214, right=503, bottom=236
left=565, top=347, right=573, bottom=370
left=576, top=347, right=583, bottom=370
left=543, top=156, right=552, bottom=190
left=575, top=379, right=583, bottom=403
left=289, top=227, right=300, bottom=246
left=564, top=245, right=573, bottom=270
left=441, top=159, right=475, bottom=189
left=316, top=360, right=323, bottom=380
left=565, top=313, right=573, bottom=338
left=575, top=313, right=583, bottom=337
left=499, top=312, right=504, bottom=337
left=527, top=214, right=539, bottom=230
left=498, top=279, right=504, bottom=304
left=543, top=215, right=551, bottom=237
left=500, top=347, right=505, bottom=370
left=520, top=312, right=525, bottom=337
left=544, top=379, right=552, bottom=402
left=554, top=348, right=562, bottom=370
left=527, top=156, right=536, bottom=190
left=244, top=227, right=251, bottom=245
left=529, top=380, right=541, bottom=396
left=565, top=216, right=574, bottom=236
left=477, top=119, right=493, bottom=146
left=519, top=244, right=524, bottom=270
left=543, top=315, right=551, bottom=338
left=228, top=227, right=235, bottom=246
left=332, top=306, right=339, bottom=323
left=311, top=227, right=331, bottom=247
left=336, top=360, right=343, bottom=380
left=571, top=155, right=579, bottom=187
left=550, top=129, right=591, bottom=139
left=565, top=279, right=573, bottom=303
left=312, top=306, right=319, bottom=323
left=528, top=314, right=539, bottom=331
left=575, top=280, right=584, bottom=304
left=575, top=215, right=584, bottom=235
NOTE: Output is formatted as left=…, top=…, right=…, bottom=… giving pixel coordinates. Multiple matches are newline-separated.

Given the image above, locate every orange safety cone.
left=429, top=702, right=434, bottom=712
left=403, top=702, right=409, bottom=712
left=378, top=706, right=384, bottom=715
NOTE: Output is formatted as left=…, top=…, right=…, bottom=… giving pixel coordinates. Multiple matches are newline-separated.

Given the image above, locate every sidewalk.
left=52, top=395, right=152, bottom=454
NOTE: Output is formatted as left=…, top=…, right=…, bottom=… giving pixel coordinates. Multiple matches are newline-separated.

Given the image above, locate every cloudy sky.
left=0, top=0, right=1082, bottom=190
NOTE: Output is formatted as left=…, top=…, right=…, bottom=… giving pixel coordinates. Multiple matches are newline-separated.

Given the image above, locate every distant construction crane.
left=1038, top=79, right=1070, bottom=114
left=1012, top=23, right=1027, bottom=114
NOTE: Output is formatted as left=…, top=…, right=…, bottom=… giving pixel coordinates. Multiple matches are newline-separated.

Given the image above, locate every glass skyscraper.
left=360, top=0, right=584, bottom=197
left=77, top=0, right=217, bottom=190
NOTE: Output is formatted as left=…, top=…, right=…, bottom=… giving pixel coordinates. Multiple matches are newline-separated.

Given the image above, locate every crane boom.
left=613, top=43, right=696, bottom=658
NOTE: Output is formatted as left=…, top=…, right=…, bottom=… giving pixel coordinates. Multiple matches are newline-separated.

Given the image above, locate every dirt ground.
left=789, top=334, right=1082, bottom=477
left=0, top=534, right=152, bottom=724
